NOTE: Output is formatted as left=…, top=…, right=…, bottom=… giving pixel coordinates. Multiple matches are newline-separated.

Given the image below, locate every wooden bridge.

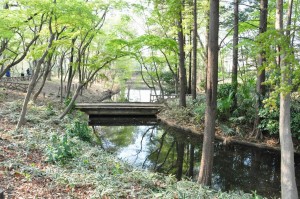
left=75, top=102, right=164, bottom=116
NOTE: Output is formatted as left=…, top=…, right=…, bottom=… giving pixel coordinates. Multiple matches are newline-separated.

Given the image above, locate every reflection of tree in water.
left=143, top=126, right=199, bottom=181
left=96, top=126, right=137, bottom=153
left=212, top=143, right=281, bottom=197
left=96, top=123, right=298, bottom=197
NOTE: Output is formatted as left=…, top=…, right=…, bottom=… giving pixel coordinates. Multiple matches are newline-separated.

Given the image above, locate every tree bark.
left=178, top=3, right=187, bottom=107
left=252, top=0, right=268, bottom=139
left=231, top=0, right=239, bottom=110
left=204, top=0, right=209, bottom=93
left=198, top=0, right=219, bottom=186
left=277, top=0, right=298, bottom=198
left=191, top=0, right=197, bottom=100
left=66, top=38, right=76, bottom=98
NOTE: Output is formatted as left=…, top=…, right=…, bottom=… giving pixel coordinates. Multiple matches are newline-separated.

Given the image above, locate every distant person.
left=5, top=69, right=10, bottom=77
left=26, top=68, right=31, bottom=76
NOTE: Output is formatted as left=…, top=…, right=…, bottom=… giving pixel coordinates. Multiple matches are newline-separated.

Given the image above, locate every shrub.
left=258, top=107, right=279, bottom=135
left=217, top=83, right=233, bottom=120
left=258, top=96, right=300, bottom=139
left=46, top=133, right=78, bottom=164
left=67, top=120, right=94, bottom=142
left=46, top=102, right=56, bottom=116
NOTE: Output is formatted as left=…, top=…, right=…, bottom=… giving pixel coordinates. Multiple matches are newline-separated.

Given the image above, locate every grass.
left=0, top=99, right=262, bottom=198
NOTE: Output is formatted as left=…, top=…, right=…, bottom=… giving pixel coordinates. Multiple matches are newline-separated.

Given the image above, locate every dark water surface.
left=93, top=118, right=300, bottom=198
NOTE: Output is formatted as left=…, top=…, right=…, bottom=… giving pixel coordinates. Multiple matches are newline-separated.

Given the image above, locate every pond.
left=93, top=118, right=300, bottom=198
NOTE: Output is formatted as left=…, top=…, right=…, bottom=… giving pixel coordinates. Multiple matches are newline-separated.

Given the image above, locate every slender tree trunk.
left=198, top=0, right=219, bottom=186
left=17, top=33, right=55, bottom=129
left=231, top=0, right=239, bottom=110
left=59, top=53, right=65, bottom=103
left=188, top=32, right=192, bottom=95
left=204, top=0, right=209, bottom=93
left=191, top=0, right=197, bottom=100
left=252, top=0, right=268, bottom=139
left=178, top=5, right=187, bottom=107
left=59, top=83, right=84, bottom=119
left=32, top=60, right=52, bottom=103
left=66, top=38, right=76, bottom=98
left=277, top=0, right=298, bottom=197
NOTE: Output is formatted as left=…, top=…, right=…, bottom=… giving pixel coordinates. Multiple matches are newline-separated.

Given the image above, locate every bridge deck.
left=75, top=102, right=164, bottom=116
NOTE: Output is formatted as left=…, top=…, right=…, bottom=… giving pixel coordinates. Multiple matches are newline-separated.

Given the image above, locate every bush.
left=67, top=120, right=94, bottom=142
left=217, top=83, right=233, bottom=120
left=46, top=102, right=56, bottom=116
left=233, top=79, right=256, bottom=124
left=258, top=107, right=279, bottom=135
left=46, top=133, right=78, bottom=164
left=258, top=95, right=300, bottom=139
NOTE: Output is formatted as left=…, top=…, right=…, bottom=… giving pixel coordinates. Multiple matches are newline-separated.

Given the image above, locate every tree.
left=191, top=0, right=197, bottom=100
left=252, top=0, right=268, bottom=139
left=177, top=1, right=187, bottom=107
left=276, top=0, right=298, bottom=197
left=231, top=0, right=239, bottom=110
left=198, top=0, right=219, bottom=186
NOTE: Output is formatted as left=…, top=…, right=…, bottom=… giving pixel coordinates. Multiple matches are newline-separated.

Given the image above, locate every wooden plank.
left=89, top=115, right=159, bottom=126
left=75, top=102, right=164, bottom=116
left=76, top=102, right=164, bottom=107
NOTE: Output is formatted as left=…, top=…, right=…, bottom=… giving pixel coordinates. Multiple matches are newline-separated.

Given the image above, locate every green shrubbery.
left=46, top=117, right=94, bottom=164
left=46, top=133, right=78, bottom=164
left=259, top=96, right=300, bottom=139
left=67, top=120, right=94, bottom=142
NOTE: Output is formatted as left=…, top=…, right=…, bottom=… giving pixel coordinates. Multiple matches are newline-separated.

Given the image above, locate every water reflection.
left=94, top=122, right=300, bottom=198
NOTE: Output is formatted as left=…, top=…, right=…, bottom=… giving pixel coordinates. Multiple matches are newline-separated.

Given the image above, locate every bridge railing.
left=0, top=76, right=31, bottom=82
left=150, top=94, right=193, bottom=102
left=150, top=94, right=178, bottom=102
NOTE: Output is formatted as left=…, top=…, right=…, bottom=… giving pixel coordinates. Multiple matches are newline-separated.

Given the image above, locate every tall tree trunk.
left=277, top=0, right=298, bottom=198
left=32, top=57, right=53, bottom=103
left=252, top=0, right=268, bottom=139
left=59, top=83, right=84, bottom=119
left=16, top=33, right=55, bottom=129
left=178, top=3, right=187, bottom=107
left=231, top=0, right=239, bottom=110
left=188, top=32, right=192, bottom=94
left=198, top=0, right=219, bottom=186
left=191, top=0, right=197, bottom=100
left=66, top=38, right=76, bottom=98
left=59, top=52, right=66, bottom=103
left=204, top=0, right=209, bottom=93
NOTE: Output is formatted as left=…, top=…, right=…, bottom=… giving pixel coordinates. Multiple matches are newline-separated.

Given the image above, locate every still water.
left=94, top=121, right=300, bottom=198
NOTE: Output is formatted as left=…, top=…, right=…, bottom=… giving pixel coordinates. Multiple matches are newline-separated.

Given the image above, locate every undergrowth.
left=0, top=99, right=261, bottom=198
